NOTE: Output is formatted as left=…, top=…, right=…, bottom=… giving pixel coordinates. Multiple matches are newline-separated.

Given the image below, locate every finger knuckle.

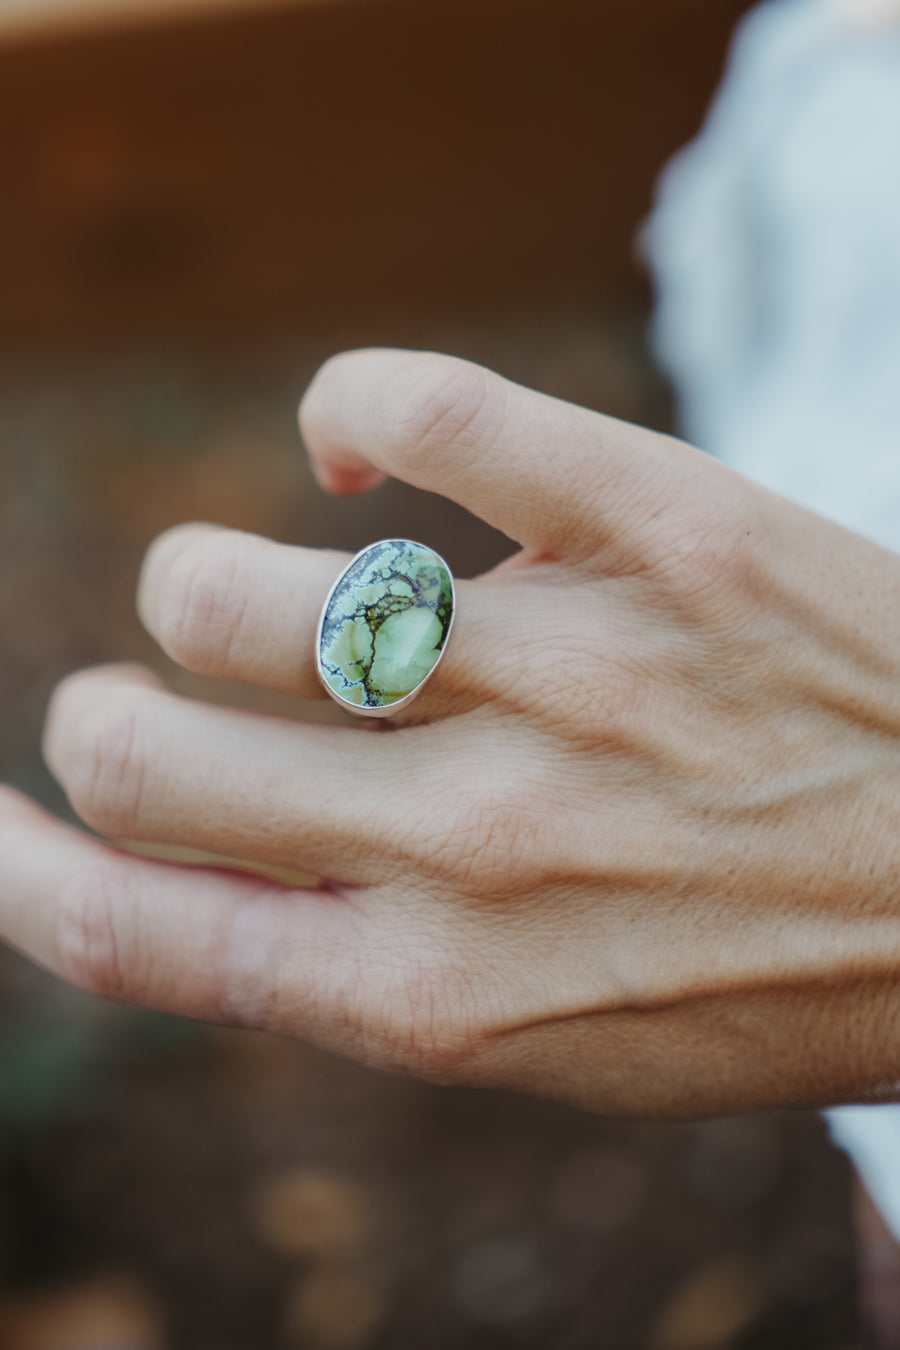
left=154, top=530, right=248, bottom=674
left=389, top=978, right=478, bottom=1080
left=56, top=866, right=136, bottom=1000
left=435, top=776, right=547, bottom=897
left=355, top=949, right=483, bottom=1081
left=553, top=649, right=646, bottom=749
left=67, top=691, right=150, bottom=837
left=381, top=356, right=499, bottom=476
left=641, top=473, right=764, bottom=603
left=669, top=521, right=748, bottom=592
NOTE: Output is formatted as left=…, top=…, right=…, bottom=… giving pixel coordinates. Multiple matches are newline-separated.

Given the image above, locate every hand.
left=6, top=348, right=900, bottom=1118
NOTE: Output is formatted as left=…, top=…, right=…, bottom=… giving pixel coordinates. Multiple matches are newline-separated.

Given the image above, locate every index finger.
left=299, top=349, right=701, bottom=560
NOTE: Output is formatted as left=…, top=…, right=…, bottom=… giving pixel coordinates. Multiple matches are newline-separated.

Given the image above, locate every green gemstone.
left=318, top=540, right=454, bottom=710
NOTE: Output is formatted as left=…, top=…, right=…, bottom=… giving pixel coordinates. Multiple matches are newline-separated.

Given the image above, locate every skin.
left=5, top=347, right=900, bottom=1119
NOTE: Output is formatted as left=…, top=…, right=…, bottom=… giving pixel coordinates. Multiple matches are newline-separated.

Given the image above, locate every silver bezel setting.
left=315, top=538, right=456, bottom=718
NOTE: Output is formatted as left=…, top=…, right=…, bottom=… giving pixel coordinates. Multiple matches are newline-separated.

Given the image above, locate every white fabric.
left=645, top=0, right=900, bottom=1235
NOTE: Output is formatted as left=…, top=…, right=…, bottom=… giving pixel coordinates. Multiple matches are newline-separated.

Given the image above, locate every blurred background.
left=0, top=1, right=861, bottom=1347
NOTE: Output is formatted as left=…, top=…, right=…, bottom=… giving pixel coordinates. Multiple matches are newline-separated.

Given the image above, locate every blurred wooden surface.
left=0, top=0, right=749, bottom=355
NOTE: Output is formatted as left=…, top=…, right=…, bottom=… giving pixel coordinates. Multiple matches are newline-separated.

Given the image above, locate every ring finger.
left=43, top=663, right=434, bottom=885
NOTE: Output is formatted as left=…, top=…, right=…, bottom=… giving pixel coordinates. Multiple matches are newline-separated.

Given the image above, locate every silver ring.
left=316, top=539, right=456, bottom=718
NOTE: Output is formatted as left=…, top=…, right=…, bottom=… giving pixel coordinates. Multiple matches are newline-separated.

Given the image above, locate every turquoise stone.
left=318, top=540, right=454, bottom=710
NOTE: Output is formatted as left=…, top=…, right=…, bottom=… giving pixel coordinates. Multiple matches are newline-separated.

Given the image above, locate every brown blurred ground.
left=0, top=1, right=863, bottom=1347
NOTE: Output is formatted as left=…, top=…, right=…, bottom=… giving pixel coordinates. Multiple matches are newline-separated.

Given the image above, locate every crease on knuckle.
left=71, top=692, right=149, bottom=837
left=56, top=866, right=136, bottom=1000
left=429, top=780, right=546, bottom=899
left=539, top=649, right=647, bottom=751
left=639, top=475, right=766, bottom=606
left=156, top=532, right=247, bottom=673
left=352, top=944, right=484, bottom=1081
left=665, top=522, right=746, bottom=595
left=391, top=974, right=478, bottom=1080
left=382, top=357, right=499, bottom=477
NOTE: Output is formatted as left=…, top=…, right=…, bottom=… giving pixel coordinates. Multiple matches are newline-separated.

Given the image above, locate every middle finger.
left=138, top=522, right=500, bottom=715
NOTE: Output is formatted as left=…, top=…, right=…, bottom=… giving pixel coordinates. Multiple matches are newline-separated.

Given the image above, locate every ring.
left=316, top=539, right=456, bottom=717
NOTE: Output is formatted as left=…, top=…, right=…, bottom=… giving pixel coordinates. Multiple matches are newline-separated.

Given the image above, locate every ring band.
left=316, top=539, right=456, bottom=717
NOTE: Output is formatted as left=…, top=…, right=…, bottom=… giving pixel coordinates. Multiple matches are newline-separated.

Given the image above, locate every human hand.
left=8, top=348, right=900, bottom=1117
